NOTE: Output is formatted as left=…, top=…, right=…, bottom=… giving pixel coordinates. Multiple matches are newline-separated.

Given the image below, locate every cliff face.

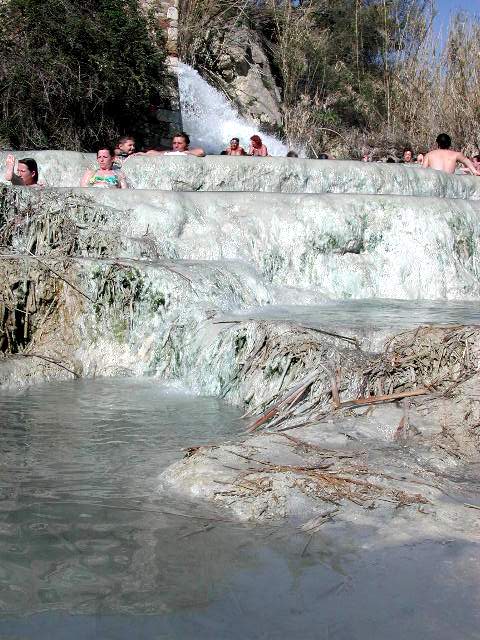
left=185, top=21, right=283, bottom=134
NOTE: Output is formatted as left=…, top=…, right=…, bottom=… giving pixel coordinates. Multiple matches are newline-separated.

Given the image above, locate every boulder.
left=193, top=23, right=283, bottom=133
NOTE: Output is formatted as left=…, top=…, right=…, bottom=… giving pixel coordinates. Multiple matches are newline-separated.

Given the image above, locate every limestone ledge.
left=2, top=151, right=480, bottom=197
left=159, top=386, right=480, bottom=544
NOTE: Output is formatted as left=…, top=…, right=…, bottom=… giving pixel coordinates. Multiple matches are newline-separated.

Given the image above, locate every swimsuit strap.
left=89, top=171, right=120, bottom=186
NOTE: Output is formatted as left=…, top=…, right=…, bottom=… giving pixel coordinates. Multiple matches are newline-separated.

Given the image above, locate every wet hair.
left=230, top=138, right=239, bottom=144
left=436, top=133, right=451, bottom=149
left=97, top=146, right=115, bottom=157
left=286, top=150, right=298, bottom=157
left=118, top=135, right=135, bottom=145
left=403, top=147, right=413, bottom=155
left=250, top=135, right=262, bottom=145
left=318, top=153, right=329, bottom=160
left=473, top=154, right=480, bottom=162
left=18, top=158, right=38, bottom=183
left=173, top=131, right=190, bottom=145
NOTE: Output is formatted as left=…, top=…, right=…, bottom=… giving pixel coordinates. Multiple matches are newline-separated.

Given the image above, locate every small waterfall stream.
left=1, top=87, right=480, bottom=636
left=176, top=62, right=290, bottom=155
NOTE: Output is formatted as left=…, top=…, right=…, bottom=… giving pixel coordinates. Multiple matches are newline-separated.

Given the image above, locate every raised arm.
left=80, top=168, right=94, bottom=187
left=118, top=172, right=128, bottom=189
left=187, top=147, right=205, bottom=157
left=457, top=153, right=480, bottom=176
left=4, top=154, right=15, bottom=182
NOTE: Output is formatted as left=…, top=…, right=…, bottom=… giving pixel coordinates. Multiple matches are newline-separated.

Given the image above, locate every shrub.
left=0, top=0, right=169, bottom=150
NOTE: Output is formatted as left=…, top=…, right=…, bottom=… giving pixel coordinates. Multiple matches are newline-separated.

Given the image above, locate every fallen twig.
left=247, top=369, right=320, bottom=432
left=20, top=352, right=79, bottom=378
left=464, top=503, right=480, bottom=511
left=25, top=250, right=98, bottom=305
left=339, top=388, right=429, bottom=409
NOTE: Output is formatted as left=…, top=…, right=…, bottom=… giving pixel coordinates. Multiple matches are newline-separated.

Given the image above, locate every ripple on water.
left=0, top=379, right=479, bottom=640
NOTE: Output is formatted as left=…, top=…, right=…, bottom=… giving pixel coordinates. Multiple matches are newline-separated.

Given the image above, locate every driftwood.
left=239, top=324, right=480, bottom=433
left=339, top=388, right=429, bottom=408
left=247, top=369, right=320, bottom=432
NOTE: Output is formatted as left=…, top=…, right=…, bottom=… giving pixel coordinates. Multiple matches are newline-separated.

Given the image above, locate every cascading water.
left=1, top=148, right=480, bottom=638
left=176, top=62, right=290, bottom=156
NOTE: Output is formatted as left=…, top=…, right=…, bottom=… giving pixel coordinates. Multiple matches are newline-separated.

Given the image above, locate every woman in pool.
left=248, top=135, right=268, bottom=157
left=81, top=147, right=128, bottom=189
left=4, top=155, right=40, bottom=186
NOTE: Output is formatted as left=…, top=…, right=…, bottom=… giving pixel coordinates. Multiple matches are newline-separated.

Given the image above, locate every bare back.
left=423, top=149, right=476, bottom=174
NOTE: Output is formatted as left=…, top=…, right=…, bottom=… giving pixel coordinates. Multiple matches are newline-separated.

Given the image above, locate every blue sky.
left=435, top=0, right=478, bottom=29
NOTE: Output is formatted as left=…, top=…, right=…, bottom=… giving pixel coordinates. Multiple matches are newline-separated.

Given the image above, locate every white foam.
left=175, top=62, right=289, bottom=156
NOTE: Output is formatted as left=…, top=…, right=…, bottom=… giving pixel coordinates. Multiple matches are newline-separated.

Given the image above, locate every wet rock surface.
left=159, top=323, right=480, bottom=539
left=1, top=159, right=480, bottom=543
left=3, top=152, right=480, bottom=198
left=184, top=22, right=282, bottom=131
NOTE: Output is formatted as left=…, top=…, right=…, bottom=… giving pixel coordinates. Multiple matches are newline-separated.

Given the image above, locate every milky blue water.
left=227, top=299, right=480, bottom=332
left=0, top=378, right=479, bottom=639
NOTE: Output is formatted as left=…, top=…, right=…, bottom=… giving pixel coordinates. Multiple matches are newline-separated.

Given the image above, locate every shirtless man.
left=146, top=132, right=205, bottom=157
left=423, top=133, right=479, bottom=175
left=225, top=138, right=246, bottom=156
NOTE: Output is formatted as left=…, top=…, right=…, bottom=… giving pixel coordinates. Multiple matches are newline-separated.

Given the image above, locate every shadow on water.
left=0, top=379, right=479, bottom=639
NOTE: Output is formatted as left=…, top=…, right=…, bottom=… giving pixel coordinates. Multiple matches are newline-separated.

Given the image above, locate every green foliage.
left=180, top=0, right=429, bottom=155
left=0, top=0, right=168, bottom=150
left=260, top=0, right=428, bottom=136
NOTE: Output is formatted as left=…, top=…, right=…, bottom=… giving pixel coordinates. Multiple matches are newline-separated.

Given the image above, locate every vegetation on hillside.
left=391, top=13, right=480, bottom=156
left=0, top=0, right=169, bottom=150
left=180, top=0, right=480, bottom=157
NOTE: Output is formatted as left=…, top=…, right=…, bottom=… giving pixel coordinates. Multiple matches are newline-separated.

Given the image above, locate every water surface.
left=226, top=299, right=480, bottom=331
left=0, top=379, right=479, bottom=639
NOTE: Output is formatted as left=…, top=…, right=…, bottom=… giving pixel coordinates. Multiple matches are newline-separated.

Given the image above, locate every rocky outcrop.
left=4, top=152, right=480, bottom=199
left=191, top=23, right=283, bottom=133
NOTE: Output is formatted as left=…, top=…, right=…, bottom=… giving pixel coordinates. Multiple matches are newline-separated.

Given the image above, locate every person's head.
left=471, top=154, right=480, bottom=168
left=117, top=136, right=135, bottom=155
left=318, top=153, right=329, bottom=160
left=17, top=158, right=38, bottom=185
left=403, top=148, right=413, bottom=163
left=250, top=134, right=262, bottom=149
left=436, top=133, right=451, bottom=150
left=229, top=137, right=240, bottom=149
left=362, top=154, right=370, bottom=163
left=172, top=132, right=190, bottom=152
left=286, top=150, right=298, bottom=158
left=416, top=153, right=424, bottom=164
left=97, top=147, right=115, bottom=170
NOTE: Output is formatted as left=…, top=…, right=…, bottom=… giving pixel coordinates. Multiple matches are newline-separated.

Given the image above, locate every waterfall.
left=175, top=62, right=290, bottom=156
left=2, top=152, right=480, bottom=391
